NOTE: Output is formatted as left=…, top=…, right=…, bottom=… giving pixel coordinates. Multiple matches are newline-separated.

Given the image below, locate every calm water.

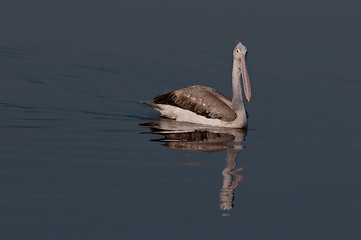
left=1, top=0, right=360, bottom=239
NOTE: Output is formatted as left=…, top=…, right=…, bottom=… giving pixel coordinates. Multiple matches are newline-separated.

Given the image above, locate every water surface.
left=1, top=0, right=360, bottom=239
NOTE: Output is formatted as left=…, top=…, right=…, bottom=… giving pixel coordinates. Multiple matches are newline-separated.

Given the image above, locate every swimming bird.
left=142, top=42, right=251, bottom=128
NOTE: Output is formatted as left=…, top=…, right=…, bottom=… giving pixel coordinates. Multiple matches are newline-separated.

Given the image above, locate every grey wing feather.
left=197, top=86, right=233, bottom=108
left=153, top=85, right=236, bottom=121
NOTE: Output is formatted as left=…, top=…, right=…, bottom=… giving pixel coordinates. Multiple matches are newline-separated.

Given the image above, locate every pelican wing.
left=198, top=86, right=233, bottom=108
left=153, top=85, right=236, bottom=121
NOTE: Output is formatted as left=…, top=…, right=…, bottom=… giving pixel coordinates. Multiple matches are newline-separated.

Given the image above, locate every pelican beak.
left=239, top=55, right=251, bottom=102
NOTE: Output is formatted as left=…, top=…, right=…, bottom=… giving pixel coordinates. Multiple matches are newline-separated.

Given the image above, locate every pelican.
left=142, top=42, right=251, bottom=128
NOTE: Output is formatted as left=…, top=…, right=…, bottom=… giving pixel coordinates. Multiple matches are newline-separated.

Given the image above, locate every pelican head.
left=233, top=42, right=251, bottom=102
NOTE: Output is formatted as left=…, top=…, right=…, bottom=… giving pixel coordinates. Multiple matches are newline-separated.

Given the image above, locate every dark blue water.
left=1, top=0, right=360, bottom=239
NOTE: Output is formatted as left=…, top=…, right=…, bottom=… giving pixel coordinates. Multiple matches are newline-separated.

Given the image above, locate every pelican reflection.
left=140, top=118, right=248, bottom=212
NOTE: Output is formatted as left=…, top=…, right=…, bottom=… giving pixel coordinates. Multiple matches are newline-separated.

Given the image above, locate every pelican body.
left=142, top=42, right=251, bottom=128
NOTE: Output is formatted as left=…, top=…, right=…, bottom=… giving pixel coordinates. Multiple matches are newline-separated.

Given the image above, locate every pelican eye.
left=236, top=49, right=240, bottom=54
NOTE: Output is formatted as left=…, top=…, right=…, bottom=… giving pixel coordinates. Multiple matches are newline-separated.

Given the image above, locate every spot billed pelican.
left=142, top=42, right=251, bottom=128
